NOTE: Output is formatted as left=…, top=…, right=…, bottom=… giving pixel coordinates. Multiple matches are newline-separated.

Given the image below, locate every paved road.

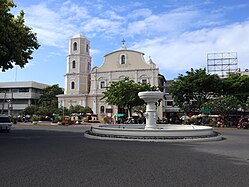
left=0, top=125, right=248, bottom=187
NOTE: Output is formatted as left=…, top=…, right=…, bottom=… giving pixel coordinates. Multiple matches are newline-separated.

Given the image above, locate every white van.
left=0, top=115, right=12, bottom=132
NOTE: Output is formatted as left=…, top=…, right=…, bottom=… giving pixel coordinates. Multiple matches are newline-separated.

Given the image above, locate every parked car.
left=0, top=115, right=12, bottom=132
left=237, top=116, right=249, bottom=129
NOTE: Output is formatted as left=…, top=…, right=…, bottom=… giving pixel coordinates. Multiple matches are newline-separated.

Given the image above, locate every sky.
left=1, top=0, right=249, bottom=88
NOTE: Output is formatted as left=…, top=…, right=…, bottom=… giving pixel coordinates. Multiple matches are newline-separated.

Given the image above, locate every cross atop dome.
left=121, top=39, right=127, bottom=49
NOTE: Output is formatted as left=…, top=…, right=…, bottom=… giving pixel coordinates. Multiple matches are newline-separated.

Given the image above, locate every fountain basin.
left=84, top=91, right=222, bottom=142
left=138, top=91, right=164, bottom=103
left=84, top=124, right=222, bottom=142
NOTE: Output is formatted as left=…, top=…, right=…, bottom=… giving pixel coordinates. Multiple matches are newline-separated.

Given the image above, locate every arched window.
left=100, top=106, right=105, bottom=113
left=140, top=75, right=149, bottom=84
left=73, top=42, right=77, bottom=51
left=141, top=79, right=147, bottom=84
left=86, top=44, right=89, bottom=53
left=100, top=81, right=106, bottom=89
left=71, top=82, right=75, bottom=89
left=121, top=54, right=126, bottom=64
left=72, top=60, right=76, bottom=68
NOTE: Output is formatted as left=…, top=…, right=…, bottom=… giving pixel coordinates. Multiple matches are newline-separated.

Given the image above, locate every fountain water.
left=84, top=91, right=222, bottom=142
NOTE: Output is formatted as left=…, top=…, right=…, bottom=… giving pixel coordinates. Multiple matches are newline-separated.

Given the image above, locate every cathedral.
left=57, top=34, right=165, bottom=119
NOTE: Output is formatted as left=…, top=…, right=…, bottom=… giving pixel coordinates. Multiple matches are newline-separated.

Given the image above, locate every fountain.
left=138, top=91, right=164, bottom=130
left=84, top=91, right=222, bottom=142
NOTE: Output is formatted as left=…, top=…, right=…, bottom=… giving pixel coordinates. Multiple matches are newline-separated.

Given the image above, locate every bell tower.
left=64, top=34, right=91, bottom=95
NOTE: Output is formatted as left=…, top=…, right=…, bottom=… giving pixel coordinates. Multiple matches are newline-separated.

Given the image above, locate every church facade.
left=57, top=34, right=165, bottom=119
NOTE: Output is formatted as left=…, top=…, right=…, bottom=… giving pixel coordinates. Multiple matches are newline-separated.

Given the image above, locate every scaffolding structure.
left=207, top=52, right=238, bottom=78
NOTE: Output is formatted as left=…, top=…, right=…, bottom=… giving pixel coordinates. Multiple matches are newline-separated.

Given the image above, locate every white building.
left=240, top=69, right=249, bottom=76
left=57, top=34, right=165, bottom=119
left=0, top=81, right=49, bottom=115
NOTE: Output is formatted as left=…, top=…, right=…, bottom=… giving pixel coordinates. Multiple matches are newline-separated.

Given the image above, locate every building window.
left=120, top=54, right=126, bottom=64
left=0, top=89, right=10, bottom=93
left=100, top=106, right=105, bottom=113
left=19, top=88, right=29, bottom=92
left=72, top=60, right=76, bottom=68
left=73, top=42, right=77, bottom=51
left=141, top=79, right=147, bottom=84
left=140, top=75, right=148, bottom=84
left=11, top=89, right=19, bottom=93
left=71, top=82, right=75, bottom=89
left=86, top=44, right=89, bottom=53
left=167, top=101, right=173, bottom=106
left=100, top=81, right=105, bottom=89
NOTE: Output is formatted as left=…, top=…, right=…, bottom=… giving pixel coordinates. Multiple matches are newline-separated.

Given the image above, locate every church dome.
left=72, top=34, right=85, bottom=38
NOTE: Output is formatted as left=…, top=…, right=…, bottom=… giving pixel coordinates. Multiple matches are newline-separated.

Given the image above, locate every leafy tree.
left=69, top=105, right=93, bottom=114
left=22, top=84, right=63, bottom=117
left=57, top=107, right=69, bottom=116
left=22, top=105, right=37, bottom=116
left=202, top=96, right=242, bottom=115
left=169, top=68, right=222, bottom=113
left=38, top=84, right=63, bottom=109
left=246, top=97, right=249, bottom=111
left=35, top=106, right=50, bottom=117
left=0, top=0, right=39, bottom=71
left=133, top=104, right=146, bottom=117
left=221, top=73, right=249, bottom=109
left=102, top=77, right=158, bottom=117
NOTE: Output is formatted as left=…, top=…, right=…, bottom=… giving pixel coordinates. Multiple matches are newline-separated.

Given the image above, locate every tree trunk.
left=128, top=106, right=132, bottom=118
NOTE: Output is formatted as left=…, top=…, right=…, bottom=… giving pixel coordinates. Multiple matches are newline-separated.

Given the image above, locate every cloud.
left=81, top=17, right=123, bottom=35
left=103, top=10, right=124, bottom=20
left=128, top=8, right=152, bottom=19
left=24, top=3, right=78, bottom=48
left=90, top=48, right=101, bottom=55
left=48, top=52, right=63, bottom=57
left=22, top=1, right=127, bottom=45
left=60, top=1, right=90, bottom=22
left=21, top=0, right=225, bottom=46
left=125, top=7, right=201, bottom=37
left=131, top=20, right=249, bottom=79
left=17, top=0, right=249, bottom=80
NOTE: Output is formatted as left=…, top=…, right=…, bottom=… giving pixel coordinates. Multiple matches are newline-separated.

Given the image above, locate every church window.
left=100, top=81, right=106, bottom=89
left=73, top=42, right=77, bottom=51
left=167, top=101, right=173, bottom=106
left=71, top=82, right=75, bottom=89
left=142, top=79, right=147, bottom=84
left=140, top=75, right=149, bottom=84
left=100, top=106, right=105, bottom=113
left=72, top=60, right=76, bottom=68
left=120, top=54, right=126, bottom=64
left=86, top=44, right=89, bottom=53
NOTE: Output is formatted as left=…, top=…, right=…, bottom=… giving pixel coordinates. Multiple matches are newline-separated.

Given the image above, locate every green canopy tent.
left=115, top=113, right=125, bottom=117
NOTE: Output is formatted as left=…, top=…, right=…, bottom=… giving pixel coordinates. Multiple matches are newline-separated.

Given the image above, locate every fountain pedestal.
left=138, top=91, right=164, bottom=130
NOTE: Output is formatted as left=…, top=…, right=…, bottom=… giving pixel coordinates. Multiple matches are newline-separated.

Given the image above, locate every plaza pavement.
left=1, top=124, right=249, bottom=186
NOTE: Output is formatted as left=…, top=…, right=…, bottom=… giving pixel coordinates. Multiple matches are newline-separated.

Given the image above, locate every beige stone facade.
left=57, top=35, right=164, bottom=119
